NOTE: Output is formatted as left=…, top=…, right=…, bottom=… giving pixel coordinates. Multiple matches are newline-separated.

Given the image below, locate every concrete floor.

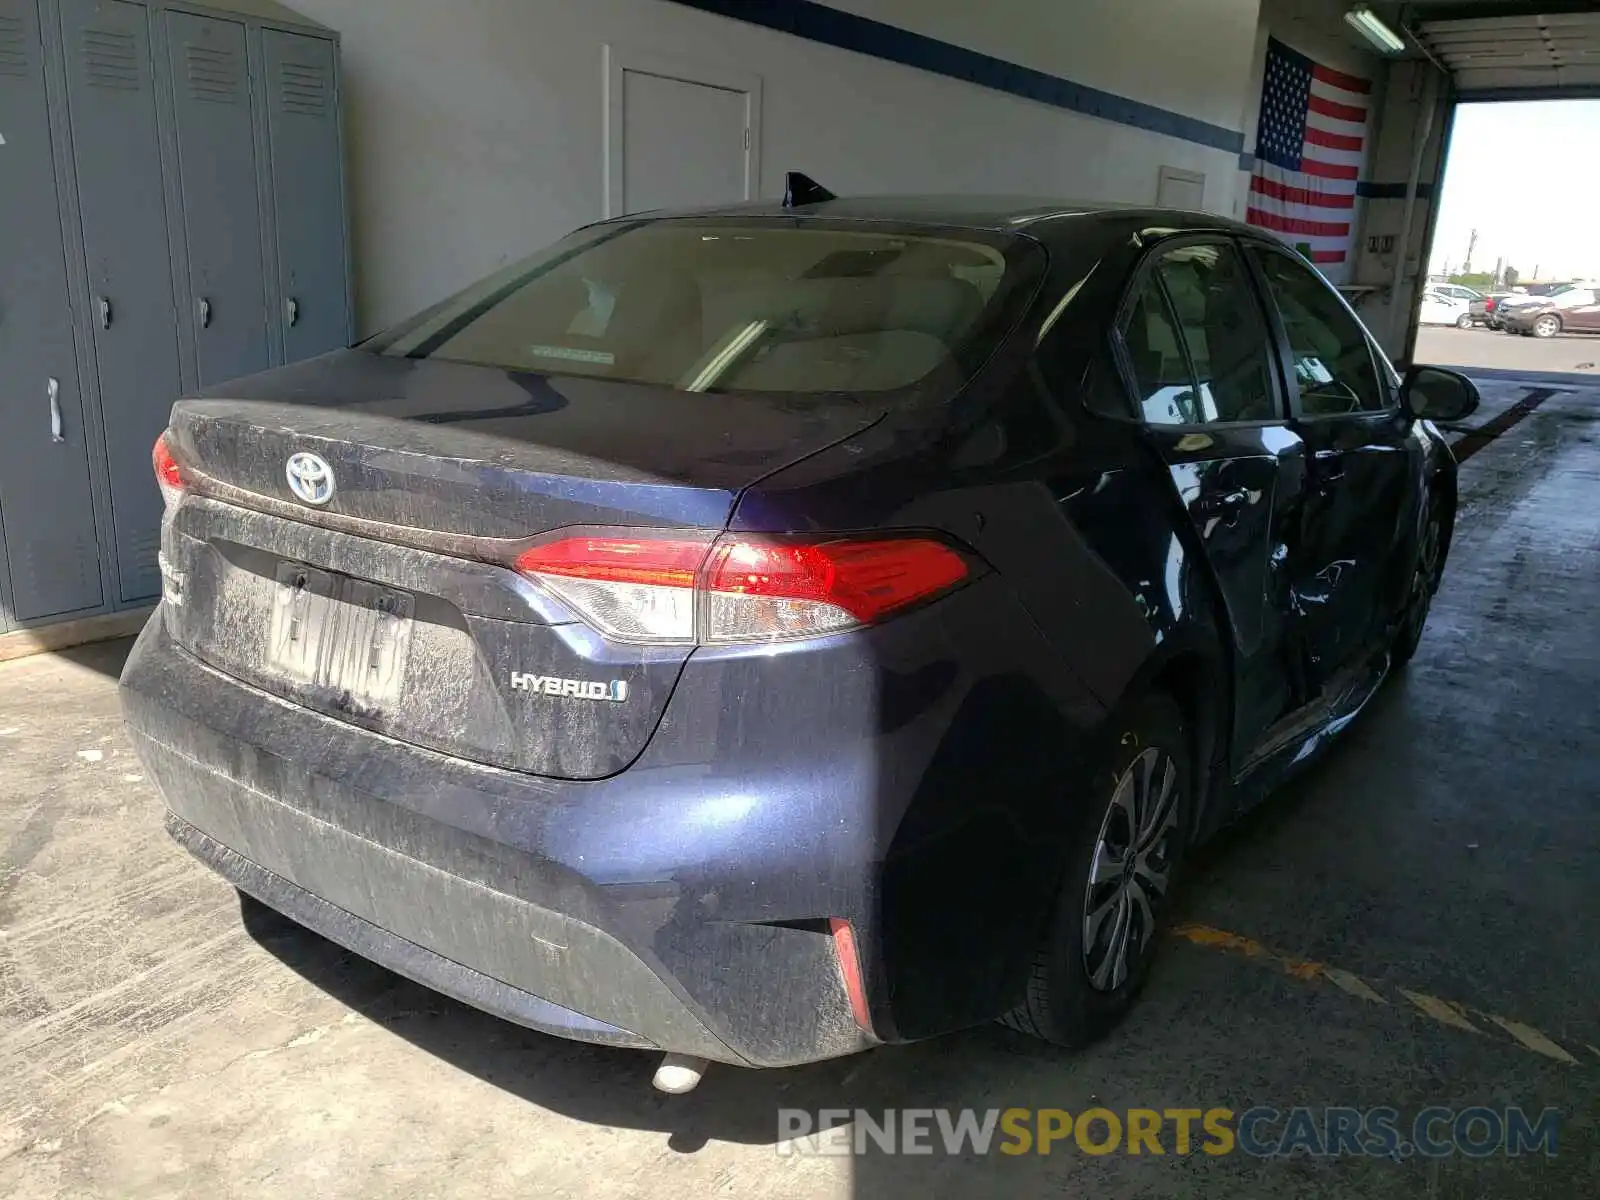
left=1416, top=323, right=1600, bottom=377
left=3, top=373, right=1597, bottom=1198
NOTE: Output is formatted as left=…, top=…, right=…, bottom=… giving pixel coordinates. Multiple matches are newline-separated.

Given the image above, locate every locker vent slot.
left=278, top=59, right=327, bottom=115
left=0, top=16, right=28, bottom=77
left=18, top=535, right=99, bottom=617
left=81, top=28, right=140, bottom=90
left=185, top=42, right=241, bottom=104
left=120, top=529, right=161, bottom=600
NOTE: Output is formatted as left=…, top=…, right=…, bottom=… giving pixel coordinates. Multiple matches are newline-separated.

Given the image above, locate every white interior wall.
left=826, top=0, right=1263, bottom=131
left=284, top=0, right=1264, bottom=334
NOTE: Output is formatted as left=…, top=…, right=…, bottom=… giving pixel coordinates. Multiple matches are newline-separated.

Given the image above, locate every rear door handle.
left=1197, top=488, right=1250, bottom=519
left=1313, top=449, right=1346, bottom=491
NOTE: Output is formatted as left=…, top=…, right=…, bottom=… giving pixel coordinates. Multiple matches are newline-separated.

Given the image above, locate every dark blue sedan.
left=122, top=187, right=1477, bottom=1090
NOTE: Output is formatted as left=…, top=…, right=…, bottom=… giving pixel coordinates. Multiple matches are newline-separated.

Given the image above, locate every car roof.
left=607, top=194, right=1262, bottom=242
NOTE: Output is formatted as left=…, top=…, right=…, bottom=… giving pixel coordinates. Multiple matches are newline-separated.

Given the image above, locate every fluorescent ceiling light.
left=1345, top=6, right=1408, bottom=54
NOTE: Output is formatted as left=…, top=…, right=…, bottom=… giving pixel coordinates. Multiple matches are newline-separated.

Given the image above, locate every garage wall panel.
left=827, top=0, right=1262, bottom=132
left=283, top=0, right=1262, bottom=334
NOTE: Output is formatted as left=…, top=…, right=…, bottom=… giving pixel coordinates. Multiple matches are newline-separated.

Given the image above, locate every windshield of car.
left=368, top=219, right=1045, bottom=396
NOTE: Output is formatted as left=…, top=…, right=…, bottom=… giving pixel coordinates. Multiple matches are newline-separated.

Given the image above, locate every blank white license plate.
left=266, top=562, right=415, bottom=708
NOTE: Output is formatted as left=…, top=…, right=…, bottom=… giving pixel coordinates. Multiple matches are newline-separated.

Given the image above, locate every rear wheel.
left=1455, top=313, right=1472, bottom=329
left=1002, top=694, right=1191, bottom=1048
left=1533, top=314, right=1561, bottom=339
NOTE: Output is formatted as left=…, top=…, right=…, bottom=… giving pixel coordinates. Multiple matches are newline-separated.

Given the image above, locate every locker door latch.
left=48, top=377, right=65, bottom=444
left=197, top=296, right=212, bottom=329
left=97, top=296, right=112, bottom=329
left=285, top=297, right=299, bottom=327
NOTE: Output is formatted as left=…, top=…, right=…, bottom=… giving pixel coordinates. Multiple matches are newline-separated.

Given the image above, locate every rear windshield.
left=369, top=219, right=1044, bottom=396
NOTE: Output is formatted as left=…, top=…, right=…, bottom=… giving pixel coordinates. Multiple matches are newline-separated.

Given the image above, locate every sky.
left=1429, top=100, right=1600, bottom=283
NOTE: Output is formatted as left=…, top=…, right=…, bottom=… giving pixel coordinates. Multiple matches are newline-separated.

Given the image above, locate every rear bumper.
left=165, top=811, right=660, bottom=1051
left=124, top=561, right=1103, bottom=1064
left=121, top=611, right=875, bottom=1067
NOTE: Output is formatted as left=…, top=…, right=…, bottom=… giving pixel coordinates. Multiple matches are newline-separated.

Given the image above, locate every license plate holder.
left=267, top=562, right=415, bottom=709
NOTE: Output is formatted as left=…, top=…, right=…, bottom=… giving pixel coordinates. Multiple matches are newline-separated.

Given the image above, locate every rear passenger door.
left=1113, top=239, right=1307, bottom=764
left=1247, top=244, right=1415, bottom=686
left=1563, top=289, right=1600, bottom=332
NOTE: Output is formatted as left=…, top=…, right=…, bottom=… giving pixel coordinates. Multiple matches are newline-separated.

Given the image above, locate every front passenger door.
left=1248, top=246, right=1417, bottom=688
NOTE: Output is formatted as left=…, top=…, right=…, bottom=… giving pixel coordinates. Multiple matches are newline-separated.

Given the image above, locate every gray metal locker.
left=262, top=27, right=349, bottom=363
left=164, top=9, right=269, bottom=388
left=0, top=0, right=104, bottom=622
left=0, top=0, right=348, bottom=631
left=58, top=0, right=184, bottom=603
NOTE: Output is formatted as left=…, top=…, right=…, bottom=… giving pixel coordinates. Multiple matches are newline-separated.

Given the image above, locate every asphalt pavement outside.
left=2, top=342, right=1597, bottom=1198
left=1415, top=323, right=1600, bottom=379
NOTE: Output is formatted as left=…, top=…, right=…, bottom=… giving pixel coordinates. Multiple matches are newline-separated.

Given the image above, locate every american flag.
left=1248, top=38, right=1371, bottom=275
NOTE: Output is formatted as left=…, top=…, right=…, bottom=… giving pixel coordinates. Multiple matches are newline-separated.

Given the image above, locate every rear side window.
left=1122, top=278, right=1198, bottom=425
left=1116, top=241, right=1279, bottom=425
left=369, top=220, right=1043, bottom=397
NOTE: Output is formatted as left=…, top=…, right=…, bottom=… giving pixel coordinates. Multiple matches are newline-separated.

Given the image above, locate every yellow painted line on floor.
left=1171, top=923, right=1588, bottom=1068
left=1321, top=967, right=1388, bottom=1005
left=1480, top=1014, right=1580, bottom=1065
left=1398, top=989, right=1480, bottom=1034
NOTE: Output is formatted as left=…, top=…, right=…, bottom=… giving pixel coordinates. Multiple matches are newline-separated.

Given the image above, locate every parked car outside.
left=1500, top=285, right=1600, bottom=338
left=1419, top=289, right=1473, bottom=328
left=1468, top=292, right=1515, bottom=328
left=1428, top=283, right=1483, bottom=305
left=121, top=193, right=1479, bottom=1082
left=1495, top=282, right=1576, bottom=327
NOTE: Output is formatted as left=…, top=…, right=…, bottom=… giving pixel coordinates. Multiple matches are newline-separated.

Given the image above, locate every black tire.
left=1001, top=693, right=1192, bottom=1048
left=1391, top=509, right=1445, bottom=669
left=1533, top=314, right=1561, bottom=339
left=1454, top=314, right=1472, bottom=329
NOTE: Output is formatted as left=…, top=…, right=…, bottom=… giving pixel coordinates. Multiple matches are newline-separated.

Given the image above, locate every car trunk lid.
left=160, top=350, right=885, bottom=778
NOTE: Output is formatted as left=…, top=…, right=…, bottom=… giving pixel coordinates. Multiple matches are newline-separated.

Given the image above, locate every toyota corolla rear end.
left=120, top=213, right=1080, bottom=1070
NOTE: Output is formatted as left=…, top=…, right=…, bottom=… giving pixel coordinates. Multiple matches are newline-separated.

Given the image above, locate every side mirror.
left=1402, top=365, right=1480, bottom=424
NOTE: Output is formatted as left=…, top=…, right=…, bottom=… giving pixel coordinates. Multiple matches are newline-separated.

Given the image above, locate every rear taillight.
left=153, top=432, right=186, bottom=513
left=1485, top=298, right=1497, bottom=311
left=513, top=531, right=970, bottom=646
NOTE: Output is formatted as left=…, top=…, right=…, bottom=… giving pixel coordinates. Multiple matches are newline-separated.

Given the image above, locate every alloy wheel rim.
left=1082, top=747, right=1181, bottom=992
left=1537, top=316, right=1558, bottom=336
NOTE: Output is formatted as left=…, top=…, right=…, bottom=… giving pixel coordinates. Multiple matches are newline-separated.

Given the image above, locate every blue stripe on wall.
left=666, top=0, right=1245, bottom=155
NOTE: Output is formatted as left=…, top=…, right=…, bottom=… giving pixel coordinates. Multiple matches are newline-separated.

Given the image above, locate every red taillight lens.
left=153, top=433, right=185, bottom=512
left=701, top=536, right=970, bottom=644
left=1485, top=298, right=1497, bottom=311
left=514, top=534, right=715, bottom=644
left=518, top=534, right=714, bottom=588
left=513, top=530, right=969, bottom=646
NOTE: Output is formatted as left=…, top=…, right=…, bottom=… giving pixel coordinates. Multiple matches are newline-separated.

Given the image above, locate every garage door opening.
left=1415, top=98, right=1600, bottom=382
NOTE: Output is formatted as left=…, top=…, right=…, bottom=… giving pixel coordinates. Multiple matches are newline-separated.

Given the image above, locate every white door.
left=606, top=52, right=759, bottom=217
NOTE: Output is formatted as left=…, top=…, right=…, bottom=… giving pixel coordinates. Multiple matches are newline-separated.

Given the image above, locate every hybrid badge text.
left=511, top=673, right=629, bottom=702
